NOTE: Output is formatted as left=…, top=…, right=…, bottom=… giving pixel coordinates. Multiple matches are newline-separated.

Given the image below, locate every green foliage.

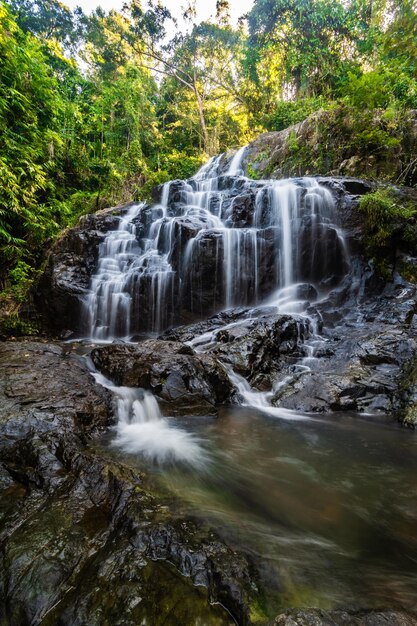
left=246, top=165, right=261, bottom=180
left=8, top=260, right=34, bottom=300
left=359, top=189, right=414, bottom=231
left=359, top=188, right=417, bottom=278
left=339, top=71, right=392, bottom=109
left=0, top=312, right=39, bottom=336
left=265, top=96, right=327, bottom=131
left=0, top=1, right=64, bottom=280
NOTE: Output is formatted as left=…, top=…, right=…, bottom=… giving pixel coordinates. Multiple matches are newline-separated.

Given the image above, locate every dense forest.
left=0, top=0, right=416, bottom=299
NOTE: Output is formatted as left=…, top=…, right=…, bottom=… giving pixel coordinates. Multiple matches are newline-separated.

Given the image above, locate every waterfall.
left=84, top=153, right=349, bottom=340
left=227, top=368, right=310, bottom=421
left=92, top=369, right=206, bottom=466
left=84, top=203, right=143, bottom=341
left=227, top=146, right=246, bottom=176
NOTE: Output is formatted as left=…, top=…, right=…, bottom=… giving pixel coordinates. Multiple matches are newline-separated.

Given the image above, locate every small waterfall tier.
left=92, top=369, right=205, bottom=465
left=84, top=155, right=349, bottom=340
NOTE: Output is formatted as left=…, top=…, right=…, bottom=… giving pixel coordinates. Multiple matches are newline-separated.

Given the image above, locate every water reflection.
left=155, top=409, right=417, bottom=615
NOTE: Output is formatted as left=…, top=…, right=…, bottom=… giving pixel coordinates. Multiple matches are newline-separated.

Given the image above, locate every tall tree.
left=246, top=0, right=358, bottom=100
left=0, top=1, right=64, bottom=279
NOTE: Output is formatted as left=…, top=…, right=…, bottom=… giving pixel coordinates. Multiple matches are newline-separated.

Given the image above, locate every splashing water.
left=92, top=370, right=208, bottom=467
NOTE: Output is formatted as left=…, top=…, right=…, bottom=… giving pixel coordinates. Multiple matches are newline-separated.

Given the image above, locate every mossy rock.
left=403, top=402, right=417, bottom=428
left=246, top=106, right=417, bottom=185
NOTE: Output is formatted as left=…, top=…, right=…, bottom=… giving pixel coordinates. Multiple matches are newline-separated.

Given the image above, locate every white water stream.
left=92, top=369, right=207, bottom=467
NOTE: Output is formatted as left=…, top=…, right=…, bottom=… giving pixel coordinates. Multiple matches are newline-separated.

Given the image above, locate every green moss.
left=359, top=188, right=415, bottom=228
left=403, top=402, right=417, bottom=427
left=358, top=188, right=417, bottom=278
left=247, top=163, right=261, bottom=180
left=249, top=600, right=268, bottom=624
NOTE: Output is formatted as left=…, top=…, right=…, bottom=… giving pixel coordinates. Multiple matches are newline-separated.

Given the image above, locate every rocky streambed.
left=1, top=339, right=417, bottom=625
left=2, top=337, right=417, bottom=625
left=0, top=340, right=256, bottom=625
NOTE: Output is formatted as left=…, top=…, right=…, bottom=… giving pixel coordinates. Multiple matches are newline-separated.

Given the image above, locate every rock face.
left=0, top=340, right=259, bottom=626
left=271, top=281, right=417, bottom=419
left=33, top=203, right=136, bottom=336
left=273, top=609, right=417, bottom=626
left=162, top=311, right=311, bottom=391
left=91, top=340, right=233, bottom=416
left=243, top=106, right=417, bottom=185
left=159, top=276, right=417, bottom=422
left=32, top=173, right=358, bottom=338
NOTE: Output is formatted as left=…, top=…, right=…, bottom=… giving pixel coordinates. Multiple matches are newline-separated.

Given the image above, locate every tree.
left=5, top=0, right=83, bottom=52
left=0, top=1, right=64, bottom=280
left=246, top=0, right=358, bottom=101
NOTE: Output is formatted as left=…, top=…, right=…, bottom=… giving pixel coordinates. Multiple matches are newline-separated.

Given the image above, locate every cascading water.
left=84, top=150, right=350, bottom=455
left=91, top=368, right=206, bottom=466
left=84, top=153, right=348, bottom=341
left=227, top=145, right=246, bottom=176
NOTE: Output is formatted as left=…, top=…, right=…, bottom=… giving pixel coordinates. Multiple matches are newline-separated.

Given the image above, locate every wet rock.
left=0, top=340, right=113, bottom=439
left=298, top=223, right=349, bottom=286
left=0, top=340, right=259, bottom=625
left=180, top=229, right=226, bottom=320
left=273, top=291, right=417, bottom=415
left=226, top=192, right=256, bottom=228
left=160, top=307, right=252, bottom=343
left=272, top=609, right=417, bottom=626
left=91, top=340, right=233, bottom=416
left=154, top=179, right=189, bottom=205
left=204, top=313, right=310, bottom=390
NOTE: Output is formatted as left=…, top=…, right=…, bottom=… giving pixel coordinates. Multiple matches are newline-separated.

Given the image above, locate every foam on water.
left=92, top=370, right=208, bottom=468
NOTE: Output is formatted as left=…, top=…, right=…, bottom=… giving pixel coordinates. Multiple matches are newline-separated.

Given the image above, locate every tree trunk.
left=194, top=87, right=209, bottom=154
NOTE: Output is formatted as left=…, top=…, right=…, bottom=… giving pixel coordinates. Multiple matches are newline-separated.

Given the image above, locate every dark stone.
left=199, top=313, right=311, bottom=390
left=272, top=286, right=417, bottom=415
left=226, top=192, right=256, bottom=228
left=0, top=340, right=259, bottom=625
left=91, top=340, right=233, bottom=416
left=180, top=229, right=225, bottom=321
left=160, top=307, right=252, bottom=343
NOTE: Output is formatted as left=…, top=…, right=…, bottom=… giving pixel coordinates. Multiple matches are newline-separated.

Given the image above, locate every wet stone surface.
left=0, top=340, right=258, bottom=626
left=91, top=340, right=234, bottom=416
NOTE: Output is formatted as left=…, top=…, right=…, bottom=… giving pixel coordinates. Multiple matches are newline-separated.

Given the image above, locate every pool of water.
left=146, top=408, right=417, bottom=616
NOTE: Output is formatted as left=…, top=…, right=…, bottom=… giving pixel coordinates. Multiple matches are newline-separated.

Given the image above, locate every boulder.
left=207, top=313, right=311, bottom=390
left=272, top=287, right=417, bottom=415
left=91, top=340, right=233, bottom=416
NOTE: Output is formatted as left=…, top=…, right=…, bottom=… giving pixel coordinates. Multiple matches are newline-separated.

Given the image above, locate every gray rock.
left=0, top=340, right=258, bottom=625
left=91, top=340, right=233, bottom=416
